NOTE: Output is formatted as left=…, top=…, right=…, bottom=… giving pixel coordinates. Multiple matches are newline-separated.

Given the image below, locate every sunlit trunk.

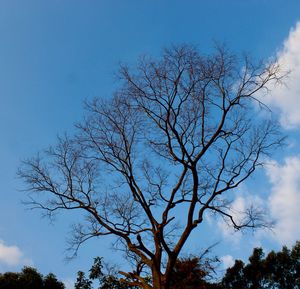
left=151, top=267, right=163, bottom=289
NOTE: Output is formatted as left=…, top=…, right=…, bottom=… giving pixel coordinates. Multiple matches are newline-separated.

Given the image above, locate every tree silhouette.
left=222, top=241, right=300, bottom=288
left=20, top=44, right=285, bottom=289
left=44, top=273, right=65, bottom=289
left=0, top=267, right=64, bottom=289
left=75, top=271, right=92, bottom=289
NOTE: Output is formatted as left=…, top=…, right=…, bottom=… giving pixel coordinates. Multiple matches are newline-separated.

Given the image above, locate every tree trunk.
left=151, top=266, right=163, bottom=289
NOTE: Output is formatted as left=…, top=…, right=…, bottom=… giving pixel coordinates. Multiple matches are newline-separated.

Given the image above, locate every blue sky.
left=1, top=1, right=300, bottom=287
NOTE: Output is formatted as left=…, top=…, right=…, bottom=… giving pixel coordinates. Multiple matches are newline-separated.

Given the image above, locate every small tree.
left=19, top=45, right=285, bottom=289
left=76, top=257, right=138, bottom=289
left=75, top=271, right=92, bottom=289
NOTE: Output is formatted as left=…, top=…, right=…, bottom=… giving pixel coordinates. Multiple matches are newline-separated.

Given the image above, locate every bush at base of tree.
left=75, top=257, right=139, bottom=289
left=77, top=241, right=300, bottom=289
left=75, top=256, right=221, bottom=289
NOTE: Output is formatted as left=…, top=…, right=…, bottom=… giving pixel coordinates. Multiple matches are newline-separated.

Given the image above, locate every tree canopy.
left=0, top=267, right=65, bottom=289
left=19, top=44, right=285, bottom=289
left=222, top=241, right=300, bottom=289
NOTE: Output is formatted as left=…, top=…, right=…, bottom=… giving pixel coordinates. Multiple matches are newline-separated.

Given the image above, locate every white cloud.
left=220, top=255, right=234, bottom=269
left=263, top=22, right=300, bottom=129
left=217, top=197, right=244, bottom=243
left=0, top=240, right=32, bottom=268
left=62, top=278, right=75, bottom=289
left=265, top=156, right=300, bottom=246
left=0, top=240, right=23, bottom=266
left=216, top=156, right=300, bottom=248
left=217, top=189, right=266, bottom=243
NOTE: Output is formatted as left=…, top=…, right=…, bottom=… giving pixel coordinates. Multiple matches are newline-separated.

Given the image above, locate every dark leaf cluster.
left=75, top=257, right=139, bottom=289
left=0, top=267, right=65, bottom=289
left=222, top=241, right=300, bottom=289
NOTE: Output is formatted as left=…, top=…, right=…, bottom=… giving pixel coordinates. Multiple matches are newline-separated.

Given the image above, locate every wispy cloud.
left=265, top=156, right=300, bottom=246
left=217, top=156, right=300, bottom=247
left=220, top=255, right=235, bottom=269
left=217, top=196, right=244, bottom=243
left=216, top=22, right=300, bottom=248
left=62, top=278, right=75, bottom=289
left=216, top=188, right=267, bottom=243
left=264, top=22, right=300, bottom=129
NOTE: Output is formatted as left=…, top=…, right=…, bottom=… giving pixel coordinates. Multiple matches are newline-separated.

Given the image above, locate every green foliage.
left=222, top=241, right=300, bottom=289
left=170, top=257, right=213, bottom=289
left=18, top=267, right=43, bottom=289
left=82, top=242, right=300, bottom=289
left=77, top=257, right=139, bottom=289
left=0, top=272, right=20, bottom=289
left=89, top=257, right=104, bottom=281
left=79, top=256, right=220, bottom=289
left=75, top=271, right=92, bottom=289
left=0, top=267, right=64, bottom=289
left=43, top=273, right=65, bottom=289
left=100, top=276, right=133, bottom=289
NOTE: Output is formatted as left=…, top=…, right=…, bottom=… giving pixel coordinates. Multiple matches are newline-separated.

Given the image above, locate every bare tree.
left=19, top=45, right=285, bottom=289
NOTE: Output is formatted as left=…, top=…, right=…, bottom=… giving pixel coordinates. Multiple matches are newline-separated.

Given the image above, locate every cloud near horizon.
left=0, top=240, right=32, bottom=269
left=263, top=21, right=300, bottom=129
